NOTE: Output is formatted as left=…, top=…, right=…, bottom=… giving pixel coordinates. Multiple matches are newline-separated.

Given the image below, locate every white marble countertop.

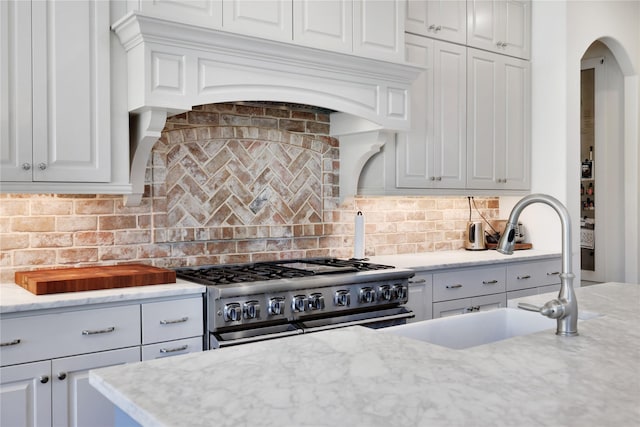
left=0, top=279, right=205, bottom=314
left=91, top=282, right=640, bottom=427
left=369, top=248, right=560, bottom=270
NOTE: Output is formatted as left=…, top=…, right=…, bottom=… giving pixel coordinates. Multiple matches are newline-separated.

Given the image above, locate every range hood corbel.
left=112, top=12, right=423, bottom=206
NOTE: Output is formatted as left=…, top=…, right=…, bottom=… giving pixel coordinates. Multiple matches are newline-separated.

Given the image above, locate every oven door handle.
left=302, top=310, right=415, bottom=333
left=213, top=329, right=302, bottom=348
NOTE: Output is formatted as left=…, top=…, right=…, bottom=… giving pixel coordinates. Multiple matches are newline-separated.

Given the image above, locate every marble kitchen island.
left=90, top=282, right=640, bottom=427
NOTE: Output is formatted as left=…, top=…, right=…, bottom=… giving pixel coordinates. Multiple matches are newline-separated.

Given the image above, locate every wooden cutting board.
left=15, top=264, right=176, bottom=295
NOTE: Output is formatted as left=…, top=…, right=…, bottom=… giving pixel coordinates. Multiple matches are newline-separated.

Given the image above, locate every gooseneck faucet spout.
left=497, top=194, right=578, bottom=336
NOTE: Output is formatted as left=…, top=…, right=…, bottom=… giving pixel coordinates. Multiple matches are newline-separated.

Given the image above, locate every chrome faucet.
left=497, top=194, right=578, bottom=336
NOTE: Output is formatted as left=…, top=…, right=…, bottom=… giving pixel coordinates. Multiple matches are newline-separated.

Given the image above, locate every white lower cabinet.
left=0, top=348, right=139, bottom=427
left=51, top=348, right=140, bottom=427
left=406, top=257, right=561, bottom=321
left=0, top=294, right=204, bottom=426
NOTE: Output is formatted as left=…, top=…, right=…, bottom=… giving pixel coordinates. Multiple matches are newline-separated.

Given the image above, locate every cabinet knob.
left=40, top=376, right=49, bottom=384
left=436, top=176, right=442, bottom=181
left=57, top=372, right=67, bottom=381
left=22, top=163, right=31, bottom=171
left=38, top=162, right=47, bottom=170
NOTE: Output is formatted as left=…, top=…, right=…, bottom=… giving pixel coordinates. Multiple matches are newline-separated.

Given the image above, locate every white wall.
left=506, top=0, right=640, bottom=283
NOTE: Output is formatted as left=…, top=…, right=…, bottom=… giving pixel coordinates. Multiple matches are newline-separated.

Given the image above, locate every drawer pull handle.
left=160, top=316, right=189, bottom=325
left=0, top=339, right=21, bottom=347
left=410, top=279, right=427, bottom=284
left=547, top=271, right=561, bottom=276
left=517, top=275, right=531, bottom=280
left=160, top=344, right=189, bottom=354
left=82, top=326, right=115, bottom=336
left=483, top=280, right=499, bottom=285
left=446, top=284, right=463, bottom=289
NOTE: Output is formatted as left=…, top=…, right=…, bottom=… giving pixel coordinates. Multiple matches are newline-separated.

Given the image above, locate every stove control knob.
left=223, top=303, right=242, bottom=322
left=292, top=295, right=308, bottom=312
left=334, top=290, right=351, bottom=307
left=308, top=293, right=325, bottom=311
left=268, top=297, right=286, bottom=316
left=378, top=285, right=392, bottom=301
left=393, top=284, right=408, bottom=301
left=359, top=287, right=376, bottom=304
left=243, top=300, right=260, bottom=319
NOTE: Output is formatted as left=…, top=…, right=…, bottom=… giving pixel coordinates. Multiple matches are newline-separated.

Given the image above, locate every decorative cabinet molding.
left=405, top=0, right=467, bottom=44
left=467, top=0, right=531, bottom=60
left=466, top=48, right=530, bottom=190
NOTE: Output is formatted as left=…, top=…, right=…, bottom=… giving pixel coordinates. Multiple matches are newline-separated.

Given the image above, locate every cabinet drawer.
left=142, top=298, right=203, bottom=345
left=506, top=259, right=562, bottom=291
left=432, top=293, right=506, bottom=318
left=141, top=337, right=203, bottom=361
left=0, top=305, right=140, bottom=367
left=433, top=266, right=506, bottom=302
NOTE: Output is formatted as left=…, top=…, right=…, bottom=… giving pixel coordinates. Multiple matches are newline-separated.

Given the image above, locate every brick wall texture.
left=0, top=102, right=499, bottom=282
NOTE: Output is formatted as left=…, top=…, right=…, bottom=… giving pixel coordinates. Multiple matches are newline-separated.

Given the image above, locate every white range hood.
left=112, top=12, right=422, bottom=205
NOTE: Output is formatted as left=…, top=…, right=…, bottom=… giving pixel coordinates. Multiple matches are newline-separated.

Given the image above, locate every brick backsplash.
left=0, top=102, right=499, bottom=282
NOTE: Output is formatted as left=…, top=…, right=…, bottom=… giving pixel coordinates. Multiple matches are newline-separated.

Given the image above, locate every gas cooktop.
left=175, top=258, right=395, bottom=286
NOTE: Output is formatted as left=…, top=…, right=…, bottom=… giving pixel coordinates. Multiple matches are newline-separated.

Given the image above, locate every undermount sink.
left=382, top=308, right=601, bottom=350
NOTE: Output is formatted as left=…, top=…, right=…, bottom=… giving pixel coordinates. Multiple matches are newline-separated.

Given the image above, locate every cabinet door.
left=353, top=0, right=404, bottom=61
left=471, top=293, right=506, bottom=311
left=31, top=0, right=111, bottom=182
left=0, top=361, right=52, bottom=427
left=502, top=0, right=530, bottom=59
left=466, top=48, right=530, bottom=190
left=405, top=0, right=466, bottom=44
left=406, top=272, right=433, bottom=322
left=0, top=0, right=32, bottom=182
left=467, top=0, right=530, bottom=59
left=51, top=347, right=140, bottom=427
left=432, top=297, right=472, bottom=318
left=397, top=36, right=466, bottom=189
left=293, top=0, right=352, bottom=53
left=133, top=0, right=223, bottom=28
left=223, top=0, right=292, bottom=42
left=502, top=54, right=530, bottom=189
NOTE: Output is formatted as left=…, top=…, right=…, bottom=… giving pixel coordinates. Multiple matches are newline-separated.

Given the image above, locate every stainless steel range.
left=175, top=258, right=415, bottom=349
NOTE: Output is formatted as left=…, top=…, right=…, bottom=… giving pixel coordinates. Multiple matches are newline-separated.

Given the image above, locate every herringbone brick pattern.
left=165, top=138, right=324, bottom=228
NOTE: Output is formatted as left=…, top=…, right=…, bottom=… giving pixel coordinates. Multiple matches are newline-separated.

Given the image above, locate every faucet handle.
left=518, top=300, right=566, bottom=319
left=517, top=302, right=541, bottom=312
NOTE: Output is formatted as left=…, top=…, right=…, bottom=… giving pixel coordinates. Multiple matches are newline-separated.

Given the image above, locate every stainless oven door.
left=211, top=323, right=302, bottom=349
left=298, top=307, right=414, bottom=333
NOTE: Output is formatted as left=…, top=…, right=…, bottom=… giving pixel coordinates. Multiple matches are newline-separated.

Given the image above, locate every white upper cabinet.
left=1, top=0, right=111, bottom=184
left=405, top=0, right=467, bottom=44
left=467, top=0, right=530, bottom=59
left=353, top=0, right=404, bottom=61
left=223, top=0, right=292, bottom=41
left=130, top=0, right=223, bottom=28
left=293, top=0, right=353, bottom=53
left=466, top=48, right=530, bottom=190
left=127, top=0, right=403, bottom=61
left=397, top=35, right=466, bottom=189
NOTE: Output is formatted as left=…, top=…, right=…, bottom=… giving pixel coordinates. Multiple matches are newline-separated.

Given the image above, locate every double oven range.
left=175, top=258, right=415, bottom=349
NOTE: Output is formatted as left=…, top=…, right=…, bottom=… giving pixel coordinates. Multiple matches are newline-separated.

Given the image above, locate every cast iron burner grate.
left=175, top=258, right=395, bottom=286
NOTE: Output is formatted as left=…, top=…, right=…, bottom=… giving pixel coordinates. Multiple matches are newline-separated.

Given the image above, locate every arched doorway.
left=579, top=38, right=638, bottom=283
